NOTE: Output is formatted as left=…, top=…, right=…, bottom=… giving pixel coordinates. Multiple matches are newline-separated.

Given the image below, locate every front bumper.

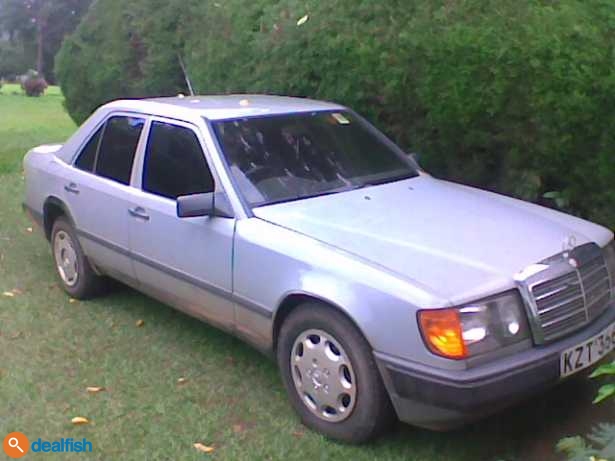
left=375, top=303, right=615, bottom=430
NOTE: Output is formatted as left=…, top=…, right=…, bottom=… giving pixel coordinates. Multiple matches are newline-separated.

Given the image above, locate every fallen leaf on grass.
left=86, top=386, right=105, bottom=394
left=136, top=319, right=145, bottom=327
left=177, top=377, right=188, bottom=385
left=193, top=442, right=215, bottom=453
left=3, top=289, right=23, bottom=297
left=232, top=423, right=245, bottom=434
left=71, top=416, right=90, bottom=425
left=26, top=227, right=33, bottom=233
left=296, top=14, right=309, bottom=26
left=292, top=430, right=304, bottom=438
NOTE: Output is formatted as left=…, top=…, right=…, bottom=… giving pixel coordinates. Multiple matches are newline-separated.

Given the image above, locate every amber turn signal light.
left=418, top=309, right=467, bottom=359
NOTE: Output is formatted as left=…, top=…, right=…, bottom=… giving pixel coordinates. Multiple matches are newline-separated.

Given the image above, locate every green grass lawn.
left=0, top=84, right=73, bottom=175
left=0, top=84, right=612, bottom=460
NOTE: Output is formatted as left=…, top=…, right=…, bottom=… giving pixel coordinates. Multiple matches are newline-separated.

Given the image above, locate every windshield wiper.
left=313, top=183, right=365, bottom=197
left=300, top=175, right=412, bottom=201
left=358, top=171, right=417, bottom=188
left=290, top=183, right=364, bottom=201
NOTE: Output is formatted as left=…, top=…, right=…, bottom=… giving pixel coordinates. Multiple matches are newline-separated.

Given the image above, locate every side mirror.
left=176, top=192, right=234, bottom=218
left=177, top=192, right=214, bottom=218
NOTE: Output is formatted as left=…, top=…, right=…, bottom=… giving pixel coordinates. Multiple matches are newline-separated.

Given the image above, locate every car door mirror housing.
left=176, top=192, right=234, bottom=218
left=177, top=192, right=213, bottom=218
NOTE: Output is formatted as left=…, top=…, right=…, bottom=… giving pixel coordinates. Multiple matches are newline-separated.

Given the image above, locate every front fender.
left=232, top=218, right=460, bottom=369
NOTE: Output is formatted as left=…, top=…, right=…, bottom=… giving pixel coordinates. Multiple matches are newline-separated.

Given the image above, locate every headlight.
left=418, top=290, right=530, bottom=359
left=604, top=240, right=615, bottom=297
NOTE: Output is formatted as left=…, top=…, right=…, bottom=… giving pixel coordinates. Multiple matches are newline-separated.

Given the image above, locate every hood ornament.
left=563, top=235, right=577, bottom=252
left=562, top=235, right=578, bottom=268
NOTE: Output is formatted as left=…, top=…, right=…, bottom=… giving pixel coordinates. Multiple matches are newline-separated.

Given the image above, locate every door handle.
left=128, top=206, right=150, bottom=221
left=64, top=182, right=80, bottom=194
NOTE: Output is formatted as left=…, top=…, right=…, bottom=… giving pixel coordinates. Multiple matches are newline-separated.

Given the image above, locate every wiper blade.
left=293, top=183, right=363, bottom=201
left=314, top=183, right=364, bottom=196
left=359, top=172, right=417, bottom=188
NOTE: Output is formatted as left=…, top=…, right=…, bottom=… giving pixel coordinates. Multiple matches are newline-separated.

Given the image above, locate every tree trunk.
left=36, top=22, right=44, bottom=75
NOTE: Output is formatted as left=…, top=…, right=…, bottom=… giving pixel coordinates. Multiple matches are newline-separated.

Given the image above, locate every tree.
left=56, top=0, right=615, bottom=228
left=0, top=0, right=92, bottom=81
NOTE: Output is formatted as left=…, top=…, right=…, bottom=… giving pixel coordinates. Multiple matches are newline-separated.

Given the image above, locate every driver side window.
left=142, top=121, right=214, bottom=200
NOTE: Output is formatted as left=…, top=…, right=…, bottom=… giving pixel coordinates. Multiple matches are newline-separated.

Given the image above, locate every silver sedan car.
left=23, top=95, right=615, bottom=443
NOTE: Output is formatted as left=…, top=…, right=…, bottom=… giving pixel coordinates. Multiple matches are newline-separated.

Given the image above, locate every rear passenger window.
left=75, top=125, right=103, bottom=172
left=142, top=121, right=214, bottom=199
left=95, top=116, right=144, bottom=185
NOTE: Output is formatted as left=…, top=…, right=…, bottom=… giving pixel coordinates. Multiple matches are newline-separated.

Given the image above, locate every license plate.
left=560, top=322, right=615, bottom=377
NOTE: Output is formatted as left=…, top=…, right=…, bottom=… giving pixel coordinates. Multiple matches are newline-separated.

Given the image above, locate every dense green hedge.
left=56, top=0, right=615, bottom=227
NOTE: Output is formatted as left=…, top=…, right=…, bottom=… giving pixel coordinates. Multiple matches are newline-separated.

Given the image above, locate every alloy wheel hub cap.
left=290, top=329, right=356, bottom=422
left=54, top=230, right=79, bottom=287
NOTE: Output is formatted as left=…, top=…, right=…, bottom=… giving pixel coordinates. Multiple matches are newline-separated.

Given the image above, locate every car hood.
left=253, top=176, right=613, bottom=305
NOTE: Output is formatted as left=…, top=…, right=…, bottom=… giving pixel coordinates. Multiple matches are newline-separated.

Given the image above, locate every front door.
left=127, top=118, right=235, bottom=329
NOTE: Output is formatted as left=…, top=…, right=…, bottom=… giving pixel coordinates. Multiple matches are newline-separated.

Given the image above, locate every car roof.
left=103, top=94, right=346, bottom=121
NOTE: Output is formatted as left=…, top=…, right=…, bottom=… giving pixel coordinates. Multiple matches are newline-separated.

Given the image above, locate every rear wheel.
left=277, top=302, right=394, bottom=443
left=51, top=217, right=105, bottom=299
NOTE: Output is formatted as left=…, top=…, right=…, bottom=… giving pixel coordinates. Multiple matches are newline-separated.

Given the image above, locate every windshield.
left=211, top=110, right=418, bottom=207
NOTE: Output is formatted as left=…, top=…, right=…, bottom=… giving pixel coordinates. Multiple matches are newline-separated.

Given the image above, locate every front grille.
left=530, top=246, right=612, bottom=342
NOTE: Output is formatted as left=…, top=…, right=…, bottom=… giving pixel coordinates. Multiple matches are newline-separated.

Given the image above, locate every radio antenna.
left=177, top=53, right=195, bottom=96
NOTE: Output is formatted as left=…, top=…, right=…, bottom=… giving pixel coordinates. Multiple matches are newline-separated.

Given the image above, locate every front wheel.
left=277, top=303, right=394, bottom=443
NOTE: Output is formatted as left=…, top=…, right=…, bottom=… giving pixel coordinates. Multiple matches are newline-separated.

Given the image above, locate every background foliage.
left=55, top=0, right=615, bottom=228
left=0, top=0, right=92, bottom=82
left=557, top=423, right=615, bottom=461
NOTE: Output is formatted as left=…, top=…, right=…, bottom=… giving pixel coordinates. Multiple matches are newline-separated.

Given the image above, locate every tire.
left=277, top=302, right=395, bottom=443
left=50, top=216, right=106, bottom=299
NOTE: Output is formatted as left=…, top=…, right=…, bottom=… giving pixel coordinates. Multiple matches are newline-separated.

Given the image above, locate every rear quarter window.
left=74, top=125, right=103, bottom=172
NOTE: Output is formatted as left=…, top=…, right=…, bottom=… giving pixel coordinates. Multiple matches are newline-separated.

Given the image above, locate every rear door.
left=126, top=118, right=235, bottom=329
left=65, top=114, right=145, bottom=283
